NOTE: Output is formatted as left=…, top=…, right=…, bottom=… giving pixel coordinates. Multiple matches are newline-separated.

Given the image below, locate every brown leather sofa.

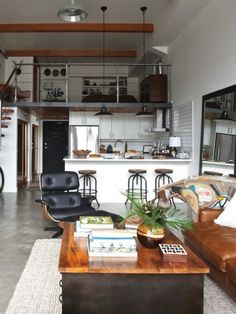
left=183, top=207, right=236, bottom=302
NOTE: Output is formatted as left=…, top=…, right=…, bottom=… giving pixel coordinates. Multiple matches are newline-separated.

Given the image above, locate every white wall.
left=167, top=0, right=236, bottom=175
left=0, top=107, right=18, bottom=192
left=1, top=57, right=37, bottom=191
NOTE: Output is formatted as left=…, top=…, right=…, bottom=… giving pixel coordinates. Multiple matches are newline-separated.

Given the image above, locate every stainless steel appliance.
left=69, top=125, right=99, bottom=158
left=214, top=133, right=235, bottom=162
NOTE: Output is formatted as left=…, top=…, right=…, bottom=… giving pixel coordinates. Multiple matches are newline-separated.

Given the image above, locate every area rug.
left=5, top=239, right=236, bottom=314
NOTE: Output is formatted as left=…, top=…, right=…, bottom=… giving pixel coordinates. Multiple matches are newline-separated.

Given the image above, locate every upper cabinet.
left=215, top=120, right=236, bottom=135
left=69, top=112, right=99, bottom=125
left=99, top=114, right=125, bottom=139
left=69, top=112, right=155, bottom=140
left=124, top=114, right=155, bottom=140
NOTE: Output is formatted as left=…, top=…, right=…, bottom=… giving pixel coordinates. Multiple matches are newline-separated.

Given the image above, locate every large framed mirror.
left=199, top=85, right=236, bottom=176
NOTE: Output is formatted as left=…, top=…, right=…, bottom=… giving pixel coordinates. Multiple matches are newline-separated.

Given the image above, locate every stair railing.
left=0, top=61, right=22, bottom=102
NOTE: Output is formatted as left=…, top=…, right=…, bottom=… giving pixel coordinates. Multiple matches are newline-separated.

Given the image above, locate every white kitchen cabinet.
left=112, top=114, right=125, bottom=139
left=215, top=120, right=236, bottom=135
left=124, top=113, right=139, bottom=139
left=99, top=116, right=113, bottom=139
left=99, top=114, right=125, bottom=139
left=124, top=114, right=155, bottom=140
left=69, top=111, right=99, bottom=125
left=138, top=117, right=155, bottom=140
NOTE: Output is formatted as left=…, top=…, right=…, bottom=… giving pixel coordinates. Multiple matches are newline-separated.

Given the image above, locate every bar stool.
left=204, top=171, right=223, bottom=176
left=154, top=168, right=175, bottom=207
left=78, top=170, right=100, bottom=206
left=125, top=169, right=148, bottom=206
left=154, top=168, right=173, bottom=192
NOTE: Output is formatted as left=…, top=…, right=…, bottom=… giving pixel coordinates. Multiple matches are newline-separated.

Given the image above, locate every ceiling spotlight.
left=57, top=0, right=88, bottom=22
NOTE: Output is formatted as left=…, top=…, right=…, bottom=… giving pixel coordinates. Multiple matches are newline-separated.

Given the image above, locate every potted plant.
left=125, top=194, right=192, bottom=248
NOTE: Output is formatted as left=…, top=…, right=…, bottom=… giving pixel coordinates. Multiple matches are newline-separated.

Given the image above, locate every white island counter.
left=64, top=156, right=193, bottom=203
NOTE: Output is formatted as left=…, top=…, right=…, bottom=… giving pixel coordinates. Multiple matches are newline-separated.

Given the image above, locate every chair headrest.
left=40, top=171, right=79, bottom=191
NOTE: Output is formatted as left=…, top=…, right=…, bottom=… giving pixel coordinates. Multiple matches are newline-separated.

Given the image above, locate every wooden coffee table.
left=59, top=223, right=209, bottom=314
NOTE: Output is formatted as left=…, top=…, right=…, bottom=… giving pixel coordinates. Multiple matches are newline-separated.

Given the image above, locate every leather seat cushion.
left=48, top=206, right=96, bottom=220
left=184, top=222, right=236, bottom=272
left=226, top=258, right=236, bottom=284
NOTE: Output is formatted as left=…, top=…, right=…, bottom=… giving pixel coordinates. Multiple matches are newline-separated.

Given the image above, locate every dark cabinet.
left=140, top=74, right=168, bottom=103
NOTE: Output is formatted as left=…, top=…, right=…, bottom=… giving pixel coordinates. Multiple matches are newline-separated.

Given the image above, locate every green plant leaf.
left=124, top=192, right=193, bottom=231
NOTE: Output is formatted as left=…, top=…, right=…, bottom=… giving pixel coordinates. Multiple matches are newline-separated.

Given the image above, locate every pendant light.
left=95, top=6, right=113, bottom=116
left=136, top=6, right=154, bottom=118
left=57, top=0, right=88, bottom=22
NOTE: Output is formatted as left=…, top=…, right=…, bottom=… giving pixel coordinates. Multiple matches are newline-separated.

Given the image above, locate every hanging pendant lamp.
left=95, top=6, right=113, bottom=116
left=136, top=6, right=154, bottom=118
left=57, top=0, right=88, bottom=22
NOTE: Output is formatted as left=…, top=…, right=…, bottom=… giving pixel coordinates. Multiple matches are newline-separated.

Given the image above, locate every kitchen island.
left=202, top=160, right=234, bottom=176
left=64, top=156, right=193, bottom=203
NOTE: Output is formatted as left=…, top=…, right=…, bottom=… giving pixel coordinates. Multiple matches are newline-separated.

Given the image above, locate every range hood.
left=146, top=109, right=169, bottom=132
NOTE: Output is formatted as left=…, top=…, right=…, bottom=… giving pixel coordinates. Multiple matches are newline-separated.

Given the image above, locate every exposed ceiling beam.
left=0, top=23, right=153, bottom=33
left=6, top=50, right=137, bottom=58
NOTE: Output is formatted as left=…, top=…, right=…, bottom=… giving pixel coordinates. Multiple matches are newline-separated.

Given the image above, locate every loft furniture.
left=59, top=222, right=208, bottom=314
left=125, top=168, right=148, bottom=206
left=37, top=171, right=96, bottom=237
left=183, top=207, right=236, bottom=302
left=140, top=74, right=167, bottom=103
left=82, top=93, right=137, bottom=103
left=82, top=76, right=127, bottom=100
left=78, top=169, right=100, bottom=207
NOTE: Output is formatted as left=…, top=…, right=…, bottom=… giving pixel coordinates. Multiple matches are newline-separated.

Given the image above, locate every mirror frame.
left=199, top=84, right=236, bottom=176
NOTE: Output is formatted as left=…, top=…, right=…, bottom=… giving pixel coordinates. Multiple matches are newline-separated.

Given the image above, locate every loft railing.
left=12, top=62, right=172, bottom=104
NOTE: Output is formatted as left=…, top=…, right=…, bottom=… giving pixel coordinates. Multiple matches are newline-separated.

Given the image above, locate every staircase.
left=1, top=107, right=14, bottom=137
left=0, top=63, right=22, bottom=145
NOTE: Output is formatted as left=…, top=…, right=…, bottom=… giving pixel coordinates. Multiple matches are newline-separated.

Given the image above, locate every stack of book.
left=87, top=229, right=137, bottom=257
left=74, top=216, right=114, bottom=237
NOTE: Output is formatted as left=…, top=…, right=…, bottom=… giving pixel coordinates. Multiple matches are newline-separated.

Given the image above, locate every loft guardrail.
left=11, top=61, right=172, bottom=104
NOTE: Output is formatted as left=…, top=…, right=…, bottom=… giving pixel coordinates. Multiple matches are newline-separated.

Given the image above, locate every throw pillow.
left=214, top=193, right=236, bottom=228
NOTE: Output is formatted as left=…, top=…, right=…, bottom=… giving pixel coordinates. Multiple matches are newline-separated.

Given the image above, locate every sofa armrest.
left=199, top=207, right=223, bottom=223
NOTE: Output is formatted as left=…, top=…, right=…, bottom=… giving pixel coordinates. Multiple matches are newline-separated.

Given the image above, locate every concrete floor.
left=0, top=188, right=132, bottom=313
left=0, top=189, right=47, bottom=314
left=0, top=188, right=189, bottom=314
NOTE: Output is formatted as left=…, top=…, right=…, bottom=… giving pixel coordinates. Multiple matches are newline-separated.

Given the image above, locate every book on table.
left=74, top=221, right=91, bottom=237
left=79, top=216, right=114, bottom=229
left=87, top=229, right=137, bottom=257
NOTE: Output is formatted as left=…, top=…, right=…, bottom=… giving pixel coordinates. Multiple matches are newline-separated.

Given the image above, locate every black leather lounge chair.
left=36, top=171, right=122, bottom=238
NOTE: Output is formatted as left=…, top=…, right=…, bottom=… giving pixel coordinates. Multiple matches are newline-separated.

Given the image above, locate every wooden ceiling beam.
left=6, top=50, right=137, bottom=58
left=0, top=23, right=153, bottom=33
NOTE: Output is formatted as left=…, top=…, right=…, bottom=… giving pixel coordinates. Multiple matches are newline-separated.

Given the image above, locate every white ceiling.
left=0, top=0, right=212, bottom=63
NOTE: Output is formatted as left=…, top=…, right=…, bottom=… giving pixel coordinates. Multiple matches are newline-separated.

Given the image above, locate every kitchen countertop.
left=64, top=155, right=192, bottom=162
left=202, top=160, right=234, bottom=166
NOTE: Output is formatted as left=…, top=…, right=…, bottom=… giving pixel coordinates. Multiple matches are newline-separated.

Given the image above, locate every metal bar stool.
left=125, top=169, right=148, bottom=207
left=204, top=171, right=223, bottom=176
left=78, top=170, right=100, bottom=207
left=154, top=168, right=175, bottom=207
